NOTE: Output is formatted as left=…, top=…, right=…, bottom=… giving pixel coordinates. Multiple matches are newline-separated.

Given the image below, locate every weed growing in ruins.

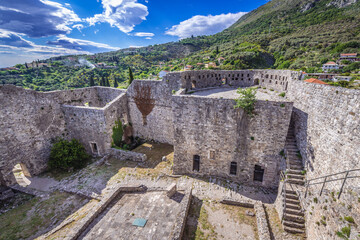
left=279, top=150, right=285, bottom=157
left=172, top=90, right=176, bottom=95
left=344, top=216, right=355, bottom=224
left=234, top=87, right=257, bottom=117
left=279, top=92, right=286, bottom=97
left=280, top=103, right=285, bottom=107
left=336, top=225, right=351, bottom=239
left=313, top=197, right=318, bottom=203
left=49, top=138, right=90, bottom=171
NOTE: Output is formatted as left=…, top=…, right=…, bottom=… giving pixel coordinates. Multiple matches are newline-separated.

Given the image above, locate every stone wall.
left=126, top=74, right=181, bottom=144
left=0, top=85, right=126, bottom=185
left=287, top=80, right=360, bottom=182
left=172, top=95, right=293, bottom=188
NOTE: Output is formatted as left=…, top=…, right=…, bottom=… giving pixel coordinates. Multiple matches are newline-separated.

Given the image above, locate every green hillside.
left=1, top=0, right=360, bottom=91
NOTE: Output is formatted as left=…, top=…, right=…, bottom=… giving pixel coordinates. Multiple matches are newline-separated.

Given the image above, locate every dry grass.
left=0, top=192, right=87, bottom=240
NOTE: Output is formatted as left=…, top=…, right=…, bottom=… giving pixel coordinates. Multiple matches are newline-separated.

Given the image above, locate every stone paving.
left=81, top=191, right=187, bottom=240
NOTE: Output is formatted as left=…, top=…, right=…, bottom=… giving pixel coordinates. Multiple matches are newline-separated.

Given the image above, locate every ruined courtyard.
left=1, top=70, right=359, bottom=240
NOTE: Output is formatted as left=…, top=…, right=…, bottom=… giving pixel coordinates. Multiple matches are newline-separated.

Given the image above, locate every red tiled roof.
left=340, top=53, right=357, bottom=56
left=304, top=78, right=328, bottom=85
left=324, top=61, right=337, bottom=65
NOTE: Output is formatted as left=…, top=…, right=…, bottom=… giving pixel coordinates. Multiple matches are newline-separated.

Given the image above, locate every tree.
left=234, top=87, right=257, bottom=117
left=114, top=77, right=118, bottom=88
left=106, top=77, right=110, bottom=87
left=89, top=75, right=95, bottom=86
left=49, top=138, right=90, bottom=171
left=215, top=46, right=220, bottom=54
left=128, top=67, right=134, bottom=85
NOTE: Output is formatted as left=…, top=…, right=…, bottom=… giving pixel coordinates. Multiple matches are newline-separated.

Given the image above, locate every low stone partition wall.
left=107, top=148, right=147, bottom=162
left=40, top=184, right=147, bottom=240
left=254, top=201, right=271, bottom=240
left=170, top=188, right=192, bottom=240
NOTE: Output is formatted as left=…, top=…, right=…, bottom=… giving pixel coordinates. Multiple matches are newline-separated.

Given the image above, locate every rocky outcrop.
left=327, top=0, right=359, bottom=8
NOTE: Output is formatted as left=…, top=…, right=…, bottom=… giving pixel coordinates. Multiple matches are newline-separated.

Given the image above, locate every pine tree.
left=89, top=75, right=95, bottom=86
left=114, top=77, right=118, bottom=88
left=128, top=67, right=134, bottom=85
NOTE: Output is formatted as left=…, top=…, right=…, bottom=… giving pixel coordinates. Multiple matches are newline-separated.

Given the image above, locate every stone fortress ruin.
left=0, top=69, right=359, bottom=239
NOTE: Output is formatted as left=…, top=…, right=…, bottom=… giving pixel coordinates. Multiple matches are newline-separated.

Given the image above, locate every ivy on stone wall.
left=234, top=87, right=257, bottom=117
left=112, top=119, right=124, bottom=148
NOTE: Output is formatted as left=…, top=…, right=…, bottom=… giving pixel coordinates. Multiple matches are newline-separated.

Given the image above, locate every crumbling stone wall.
left=0, top=85, right=126, bottom=185
left=172, top=95, right=293, bottom=188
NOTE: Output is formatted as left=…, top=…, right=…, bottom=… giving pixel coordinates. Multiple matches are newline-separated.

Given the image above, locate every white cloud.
left=86, top=0, right=148, bottom=33
left=165, top=12, right=247, bottom=39
left=133, top=32, right=154, bottom=37
left=73, top=24, right=84, bottom=32
left=0, top=0, right=80, bottom=37
left=47, top=35, right=120, bottom=52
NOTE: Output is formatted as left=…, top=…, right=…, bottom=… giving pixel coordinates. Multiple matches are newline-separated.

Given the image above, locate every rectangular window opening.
left=230, top=162, right=237, bottom=175
left=193, top=155, right=200, bottom=172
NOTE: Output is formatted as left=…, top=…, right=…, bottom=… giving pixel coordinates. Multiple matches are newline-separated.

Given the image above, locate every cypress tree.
left=114, top=77, right=118, bottom=88
left=128, top=67, right=134, bottom=85
left=89, top=75, right=95, bottom=86
left=106, top=78, right=110, bottom=87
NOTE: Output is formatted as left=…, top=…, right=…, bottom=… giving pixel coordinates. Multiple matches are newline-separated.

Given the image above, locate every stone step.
left=287, top=174, right=304, bottom=180
left=285, top=188, right=297, bottom=195
left=286, top=203, right=301, bottom=210
left=283, top=220, right=305, bottom=229
left=287, top=179, right=305, bottom=185
left=285, top=145, right=297, bottom=149
left=289, top=165, right=303, bottom=170
left=285, top=193, right=299, bottom=200
left=288, top=162, right=303, bottom=167
left=285, top=208, right=304, bottom=216
left=284, top=226, right=305, bottom=234
left=283, top=214, right=305, bottom=223
left=285, top=198, right=300, bottom=205
left=287, top=169, right=304, bottom=175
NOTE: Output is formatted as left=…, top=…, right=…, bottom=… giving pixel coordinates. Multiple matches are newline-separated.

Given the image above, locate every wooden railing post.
left=338, top=171, right=349, bottom=199
left=320, top=177, right=327, bottom=196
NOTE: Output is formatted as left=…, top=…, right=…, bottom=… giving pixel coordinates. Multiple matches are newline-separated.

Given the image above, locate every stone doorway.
left=12, top=163, right=31, bottom=187
left=193, top=155, right=200, bottom=172
left=253, top=165, right=264, bottom=182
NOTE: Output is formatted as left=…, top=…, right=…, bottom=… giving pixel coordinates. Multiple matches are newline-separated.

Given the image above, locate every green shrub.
left=314, top=197, right=318, bottom=203
left=336, top=225, right=351, bottom=239
left=49, top=138, right=90, bottom=171
left=112, top=119, right=124, bottom=148
left=234, top=87, right=257, bottom=117
left=344, top=216, right=354, bottom=224
left=279, top=92, right=286, bottom=97
left=280, top=103, right=285, bottom=107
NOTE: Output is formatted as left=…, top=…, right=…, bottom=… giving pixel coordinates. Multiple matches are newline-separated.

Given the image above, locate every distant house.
left=322, top=61, right=340, bottom=72
left=159, top=70, right=169, bottom=79
left=304, top=78, right=328, bottom=85
left=184, top=65, right=193, bottom=71
left=205, top=62, right=217, bottom=69
left=340, top=53, right=359, bottom=62
left=332, top=76, right=352, bottom=82
left=197, top=63, right=204, bottom=66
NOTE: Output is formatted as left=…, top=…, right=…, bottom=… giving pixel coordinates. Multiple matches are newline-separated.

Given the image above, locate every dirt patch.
left=183, top=197, right=258, bottom=240
left=0, top=191, right=88, bottom=240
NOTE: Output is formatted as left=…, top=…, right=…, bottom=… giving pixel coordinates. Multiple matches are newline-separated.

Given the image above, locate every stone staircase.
left=282, top=126, right=306, bottom=234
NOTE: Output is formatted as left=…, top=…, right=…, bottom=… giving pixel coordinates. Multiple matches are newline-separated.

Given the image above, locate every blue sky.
left=0, top=0, right=268, bottom=67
